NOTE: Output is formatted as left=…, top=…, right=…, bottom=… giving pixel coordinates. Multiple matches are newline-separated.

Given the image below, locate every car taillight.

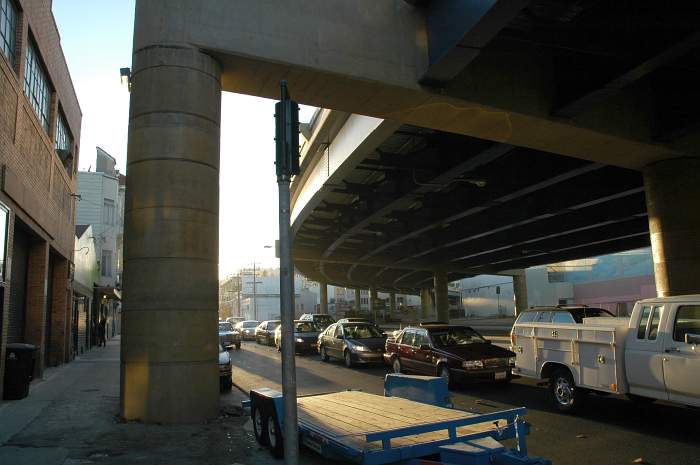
left=510, top=332, right=516, bottom=346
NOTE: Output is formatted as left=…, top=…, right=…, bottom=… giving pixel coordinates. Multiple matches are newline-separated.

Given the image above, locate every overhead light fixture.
left=120, top=67, right=132, bottom=91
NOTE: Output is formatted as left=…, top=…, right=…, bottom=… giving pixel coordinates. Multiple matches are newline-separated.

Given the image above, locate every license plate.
left=495, top=371, right=507, bottom=380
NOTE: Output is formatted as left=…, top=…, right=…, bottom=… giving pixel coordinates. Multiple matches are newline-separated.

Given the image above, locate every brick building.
left=0, top=0, right=81, bottom=398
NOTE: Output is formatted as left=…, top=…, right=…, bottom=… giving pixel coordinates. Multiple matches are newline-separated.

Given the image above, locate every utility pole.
left=252, top=262, right=257, bottom=321
left=275, top=80, right=300, bottom=465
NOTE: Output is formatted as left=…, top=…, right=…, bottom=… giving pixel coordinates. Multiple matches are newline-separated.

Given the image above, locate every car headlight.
left=462, top=360, right=484, bottom=369
left=507, top=357, right=516, bottom=367
left=295, top=338, right=304, bottom=343
left=352, top=344, right=369, bottom=352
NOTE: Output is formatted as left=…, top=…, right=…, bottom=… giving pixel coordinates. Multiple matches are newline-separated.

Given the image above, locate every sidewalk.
left=0, top=337, right=292, bottom=465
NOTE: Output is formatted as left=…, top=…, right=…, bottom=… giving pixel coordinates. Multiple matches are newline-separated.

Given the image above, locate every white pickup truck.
left=510, top=295, right=700, bottom=412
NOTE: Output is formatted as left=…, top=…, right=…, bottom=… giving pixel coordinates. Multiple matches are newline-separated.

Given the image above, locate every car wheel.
left=392, top=357, right=402, bottom=374
left=320, top=345, right=329, bottom=362
left=344, top=350, right=353, bottom=368
left=550, top=368, right=583, bottom=413
left=438, top=364, right=452, bottom=388
left=266, top=411, right=284, bottom=458
left=235, top=342, right=241, bottom=350
left=252, top=404, right=268, bottom=446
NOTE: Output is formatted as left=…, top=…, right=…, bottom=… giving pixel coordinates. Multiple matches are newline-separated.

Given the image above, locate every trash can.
left=3, top=343, right=38, bottom=400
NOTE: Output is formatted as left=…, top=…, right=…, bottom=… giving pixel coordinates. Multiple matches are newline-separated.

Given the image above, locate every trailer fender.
left=250, top=388, right=285, bottom=429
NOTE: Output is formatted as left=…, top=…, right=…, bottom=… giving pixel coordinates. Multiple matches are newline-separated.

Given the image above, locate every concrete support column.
left=24, top=241, right=49, bottom=378
left=122, top=44, right=221, bottom=423
left=354, top=288, right=362, bottom=313
left=434, top=271, right=449, bottom=323
left=49, top=257, right=70, bottom=366
left=389, top=292, right=396, bottom=320
left=420, top=288, right=432, bottom=320
left=369, top=286, right=378, bottom=322
left=319, top=282, right=328, bottom=314
left=644, top=158, right=700, bottom=296
left=512, top=272, right=529, bottom=317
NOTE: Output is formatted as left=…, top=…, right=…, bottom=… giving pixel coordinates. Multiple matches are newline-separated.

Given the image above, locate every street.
left=231, top=341, right=699, bottom=465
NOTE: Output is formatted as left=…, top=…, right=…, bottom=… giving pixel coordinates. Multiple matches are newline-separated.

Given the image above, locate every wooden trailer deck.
left=297, top=391, right=504, bottom=451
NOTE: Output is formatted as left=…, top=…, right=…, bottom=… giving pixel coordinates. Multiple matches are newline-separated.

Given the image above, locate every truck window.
left=516, top=312, right=537, bottom=323
left=552, top=312, right=575, bottom=324
left=637, top=306, right=651, bottom=339
left=673, top=305, right=700, bottom=342
left=536, top=311, right=553, bottom=323
left=647, top=306, right=662, bottom=340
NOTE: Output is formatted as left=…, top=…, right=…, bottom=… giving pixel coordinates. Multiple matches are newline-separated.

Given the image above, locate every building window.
left=0, top=0, right=17, bottom=67
left=24, top=39, right=51, bottom=132
left=103, top=199, right=114, bottom=225
left=101, top=250, right=112, bottom=277
left=55, top=110, right=74, bottom=171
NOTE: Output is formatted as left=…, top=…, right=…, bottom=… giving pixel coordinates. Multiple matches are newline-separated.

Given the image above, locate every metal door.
left=7, top=224, right=29, bottom=343
left=411, top=329, right=433, bottom=374
left=662, top=304, right=700, bottom=407
left=399, top=329, right=417, bottom=371
left=625, top=305, right=667, bottom=399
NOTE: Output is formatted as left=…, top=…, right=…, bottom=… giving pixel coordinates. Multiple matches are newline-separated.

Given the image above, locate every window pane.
left=552, top=312, right=575, bottom=324
left=648, top=306, right=661, bottom=340
left=0, top=0, right=17, bottom=67
left=674, top=305, right=700, bottom=342
left=536, top=311, right=553, bottom=323
left=23, top=40, right=51, bottom=133
left=637, top=306, right=651, bottom=339
left=402, top=330, right=415, bottom=347
left=517, top=312, right=536, bottom=323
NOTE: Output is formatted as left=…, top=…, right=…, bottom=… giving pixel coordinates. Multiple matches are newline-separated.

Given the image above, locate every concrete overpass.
left=123, top=0, right=700, bottom=422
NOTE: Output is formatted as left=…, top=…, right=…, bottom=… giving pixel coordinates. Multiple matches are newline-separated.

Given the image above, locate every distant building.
left=73, top=225, right=98, bottom=355
left=0, top=0, right=82, bottom=395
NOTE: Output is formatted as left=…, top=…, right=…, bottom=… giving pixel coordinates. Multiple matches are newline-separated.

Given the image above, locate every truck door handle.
left=664, top=348, right=680, bottom=353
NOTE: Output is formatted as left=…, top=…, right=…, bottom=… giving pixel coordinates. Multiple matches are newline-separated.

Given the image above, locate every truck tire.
left=266, top=410, right=284, bottom=458
left=549, top=368, right=583, bottom=413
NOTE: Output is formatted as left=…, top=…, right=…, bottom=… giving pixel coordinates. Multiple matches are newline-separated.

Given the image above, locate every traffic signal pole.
left=275, top=80, right=299, bottom=465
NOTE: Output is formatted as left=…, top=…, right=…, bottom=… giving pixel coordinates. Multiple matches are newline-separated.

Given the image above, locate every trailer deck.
left=297, top=390, right=503, bottom=451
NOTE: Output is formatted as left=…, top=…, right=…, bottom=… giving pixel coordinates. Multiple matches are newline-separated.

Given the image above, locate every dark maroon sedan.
left=384, top=324, right=515, bottom=387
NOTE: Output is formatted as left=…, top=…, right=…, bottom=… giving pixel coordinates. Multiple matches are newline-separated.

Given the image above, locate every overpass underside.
left=292, top=125, right=649, bottom=292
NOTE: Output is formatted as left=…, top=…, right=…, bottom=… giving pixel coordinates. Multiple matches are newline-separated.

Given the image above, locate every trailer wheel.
left=266, top=410, right=284, bottom=458
left=550, top=368, right=582, bottom=413
left=252, top=404, right=268, bottom=446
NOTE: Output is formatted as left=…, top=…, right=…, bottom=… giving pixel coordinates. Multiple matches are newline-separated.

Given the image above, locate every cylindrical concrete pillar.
left=355, top=288, right=362, bottom=313
left=369, top=286, right=378, bottom=322
left=512, top=272, right=529, bottom=317
left=420, top=288, right=432, bottom=320
left=644, top=158, right=700, bottom=296
left=319, top=282, right=328, bottom=314
left=122, top=44, right=221, bottom=423
left=389, top=292, right=396, bottom=320
left=434, top=272, right=449, bottom=323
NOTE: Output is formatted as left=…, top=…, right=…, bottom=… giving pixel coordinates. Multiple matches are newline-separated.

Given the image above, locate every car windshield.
left=430, top=327, right=487, bottom=347
left=294, top=322, right=317, bottom=332
left=314, top=315, right=335, bottom=326
left=219, top=322, right=233, bottom=332
left=343, top=324, right=383, bottom=339
left=242, top=321, right=258, bottom=328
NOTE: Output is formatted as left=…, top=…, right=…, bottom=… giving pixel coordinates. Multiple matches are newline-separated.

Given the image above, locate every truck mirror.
left=684, top=333, right=700, bottom=345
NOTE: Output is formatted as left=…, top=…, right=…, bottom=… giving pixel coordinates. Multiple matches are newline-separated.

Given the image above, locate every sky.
left=52, top=1, right=315, bottom=279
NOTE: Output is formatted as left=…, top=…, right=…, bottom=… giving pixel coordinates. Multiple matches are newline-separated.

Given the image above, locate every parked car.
left=336, top=318, right=385, bottom=335
left=219, top=321, right=241, bottom=350
left=235, top=320, right=259, bottom=340
left=274, top=321, right=320, bottom=353
left=299, top=313, right=336, bottom=331
left=384, top=324, right=515, bottom=387
left=511, top=296, right=700, bottom=412
left=226, top=316, right=246, bottom=325
left=318, top=322, right=386, bottom=367
left=218, top=343, right=232, bottom=391
left=255, top=320, right=280, bottom=345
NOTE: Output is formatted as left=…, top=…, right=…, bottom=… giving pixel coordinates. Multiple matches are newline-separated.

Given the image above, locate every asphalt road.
left=230, top=341, right=699, bottom=465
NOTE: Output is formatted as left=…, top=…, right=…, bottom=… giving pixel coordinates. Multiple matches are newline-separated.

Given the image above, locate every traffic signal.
left=275, top=82, right=300, bottom=177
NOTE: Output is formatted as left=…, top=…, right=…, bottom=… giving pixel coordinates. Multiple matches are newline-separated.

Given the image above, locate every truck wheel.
left=235, top=342, right=241, bottom=350
left=266, top=411, right=284, bottom=458
left=320, top=345, right=329, bottom=362
left=252, top=404, right=268, bottom=446
left=550, top=368, right=582, bottom=413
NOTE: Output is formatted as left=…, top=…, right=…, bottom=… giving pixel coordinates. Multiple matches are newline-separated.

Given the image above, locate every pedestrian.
left=98, top=315, right=107, bottom=347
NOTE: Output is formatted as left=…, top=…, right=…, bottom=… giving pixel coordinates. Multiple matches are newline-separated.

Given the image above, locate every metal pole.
left=278, top=173, right=299, bottom=465
left=252, top=262, right=257, bottom=321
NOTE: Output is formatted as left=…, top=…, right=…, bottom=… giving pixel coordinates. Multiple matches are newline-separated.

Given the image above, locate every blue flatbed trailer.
left=243, top=375, right=550, bottom=465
